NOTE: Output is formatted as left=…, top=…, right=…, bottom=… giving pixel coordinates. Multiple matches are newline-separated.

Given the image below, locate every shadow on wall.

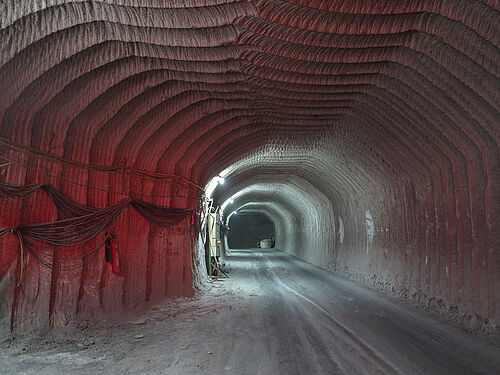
left=227, top=213, right=274, bottom=249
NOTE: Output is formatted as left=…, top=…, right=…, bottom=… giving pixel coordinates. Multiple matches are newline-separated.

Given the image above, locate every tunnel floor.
left=2, top=248, right=500, bottom=375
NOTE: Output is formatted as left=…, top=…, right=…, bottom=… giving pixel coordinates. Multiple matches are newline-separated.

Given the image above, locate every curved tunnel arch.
left=0, top=0, right=498, bottom=334
left=218, top=176, right=335, bottom=263
left=227, top=202, right=295, bottom=251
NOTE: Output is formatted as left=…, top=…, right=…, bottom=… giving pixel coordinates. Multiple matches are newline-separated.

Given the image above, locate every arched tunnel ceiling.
left=0, top=0, right=499, bottom=335
left=0, top=0, right=498, bottom=205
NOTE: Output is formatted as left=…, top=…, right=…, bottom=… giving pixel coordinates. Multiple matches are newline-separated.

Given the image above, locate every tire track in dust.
left=257, top=251, right=404, bottom=375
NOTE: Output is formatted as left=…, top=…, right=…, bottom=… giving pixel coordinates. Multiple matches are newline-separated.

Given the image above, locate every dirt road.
left=2, top=248, right=499, bottom=374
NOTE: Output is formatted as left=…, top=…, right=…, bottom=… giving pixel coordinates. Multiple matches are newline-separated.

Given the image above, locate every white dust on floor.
left=0, top=278, right=257, bottom=375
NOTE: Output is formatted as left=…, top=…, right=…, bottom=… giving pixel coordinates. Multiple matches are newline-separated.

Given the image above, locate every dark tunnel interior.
left=227, top=212, right=274, bottom=249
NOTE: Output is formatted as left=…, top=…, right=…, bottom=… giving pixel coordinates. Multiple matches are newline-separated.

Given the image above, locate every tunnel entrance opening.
left=227, top=212, right=275, bottom=249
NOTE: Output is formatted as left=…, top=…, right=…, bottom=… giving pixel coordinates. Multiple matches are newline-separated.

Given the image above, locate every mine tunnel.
left=0, top=1, right=499, bottom=374
left=226, top=211, right=274, bottom=249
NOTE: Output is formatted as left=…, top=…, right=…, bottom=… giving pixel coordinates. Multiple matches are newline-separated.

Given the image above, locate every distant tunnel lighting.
left=225, top=210, right=238, bottom=226
left=220, top=197, right=235, bottom=214
left=205, top=173, right=228, bottom=199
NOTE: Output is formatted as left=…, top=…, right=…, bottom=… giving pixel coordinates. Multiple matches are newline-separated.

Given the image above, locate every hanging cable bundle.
left=0, top=182, right=45, bottom=199
left=0, top=182, right=197, bottom=281
left=2, top=199, right=129, bottom=279
left=19, top=234, right=108, bottom=271
left=42, top=184, right=98, bottom=218
left=12, top=199, right=130, bottom=247
left=0, top=182, right=195, bottom=232
left=131, top=198, right=193, bottom=227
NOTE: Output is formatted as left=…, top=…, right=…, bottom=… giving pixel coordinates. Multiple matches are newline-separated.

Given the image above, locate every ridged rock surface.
left=0, top=0, right=498, bottom=334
